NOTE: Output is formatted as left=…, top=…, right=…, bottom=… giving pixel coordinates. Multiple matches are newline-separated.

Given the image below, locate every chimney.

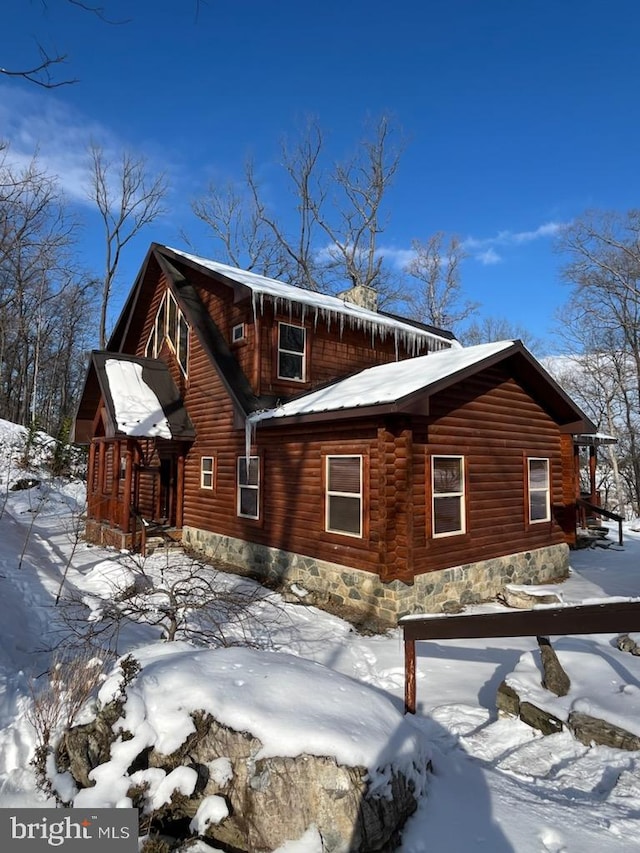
left=337, top=283, right=378, bottom=312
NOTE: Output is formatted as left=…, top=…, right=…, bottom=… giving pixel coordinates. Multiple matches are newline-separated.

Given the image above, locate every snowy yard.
left=0, top=418, right=639, bottom=851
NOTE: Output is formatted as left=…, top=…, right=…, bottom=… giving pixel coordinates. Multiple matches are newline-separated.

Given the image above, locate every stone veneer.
left=182, top=526, right=570, bottom=627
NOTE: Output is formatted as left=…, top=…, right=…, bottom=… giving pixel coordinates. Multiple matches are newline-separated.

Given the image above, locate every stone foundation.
left=85, top=519, right=136, bottom=551
left=183, top=526, right=570, bottom=626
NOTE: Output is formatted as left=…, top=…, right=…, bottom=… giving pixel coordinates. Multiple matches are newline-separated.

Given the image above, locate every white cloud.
left=0, top=85, right=110, bottom=203
left=476, top=247, right=502, bottom=265
left=0, top=84, right=173, bottom=209
left=462, top=220, right=566, bottom=265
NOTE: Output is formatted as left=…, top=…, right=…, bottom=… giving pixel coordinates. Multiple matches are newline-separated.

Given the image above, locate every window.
left=528, top=458, right=550, bottom=523
left=432, top=455, right=465, bottom=537
left=237, top=456, right=260, bottom=519
left=146, top=290, right=190, bottom=375
left=326, top=455, right=362, bottom=537
left=232, top=323, right=245, bottom=343
left=201, top=456, right=215, bottom=490
left=278, top=323, right=306, bottom=381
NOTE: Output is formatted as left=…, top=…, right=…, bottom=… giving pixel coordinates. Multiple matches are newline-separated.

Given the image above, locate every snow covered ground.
left=0, top=418, right=639, bottom=851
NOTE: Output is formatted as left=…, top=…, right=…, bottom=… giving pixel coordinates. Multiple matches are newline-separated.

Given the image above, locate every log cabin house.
left=73, top=243, right=597, bottom=624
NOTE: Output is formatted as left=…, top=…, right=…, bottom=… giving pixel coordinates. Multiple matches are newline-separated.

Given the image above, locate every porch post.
left=176, top=452, right=185, bottom=528
left=589, top=446, right=597, bottom=505
left=121, top=442, right=134, bottom=533
left=110, top=440, right=120, bottom=527
left=97, top=441, right=106, bottom=520
left=87, top=441, right=97, bottom=518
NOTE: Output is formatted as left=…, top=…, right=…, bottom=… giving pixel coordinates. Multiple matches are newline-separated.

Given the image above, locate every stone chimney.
left=337, top=283, right=378, bottom=312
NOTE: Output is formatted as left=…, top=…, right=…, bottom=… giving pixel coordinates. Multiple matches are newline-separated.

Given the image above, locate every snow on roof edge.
left=248, top=340, right=515, bottom=425
left=164, top=246, right=460, bottom=352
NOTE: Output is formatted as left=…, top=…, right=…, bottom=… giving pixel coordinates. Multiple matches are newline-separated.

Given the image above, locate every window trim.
left=200, top=456, right=215, bottom=490
left=325, top=454, right=363, bottom=538
left=527, top=457, right=551, bottom=524
left=431, top=454, right=466, bottom=538
left=232, top=322, right=245, bottom=343
left=145, top=289, right=190, bottom=376
left=237, top=455, right=260, bottom=520
left=277, top=321, right=306, bottom=382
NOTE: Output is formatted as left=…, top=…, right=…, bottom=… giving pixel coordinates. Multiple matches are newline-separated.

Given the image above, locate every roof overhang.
left=72, top=352, right=195, bottom=444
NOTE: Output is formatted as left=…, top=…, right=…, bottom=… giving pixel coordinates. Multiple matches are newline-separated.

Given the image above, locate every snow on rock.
left=505, top=636, right=640, bottom=738
left=104, top=359, right=171, bottom=439
left=189, top=795, right=230, bottom=835
left=97, top=643, right=427, bottom=780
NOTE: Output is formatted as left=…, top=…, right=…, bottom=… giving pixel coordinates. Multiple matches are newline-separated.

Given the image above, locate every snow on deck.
left=167, top=247, right=459, bottom=354
left=249, top=340, right=514, bottom=424
left=105, top=359, right=172, bottom=439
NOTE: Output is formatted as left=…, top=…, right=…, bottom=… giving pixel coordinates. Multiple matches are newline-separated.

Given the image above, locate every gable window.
left=432, top=455, right=465, bottom=537
left=278, top=322, right=306, bottom=381
left=201, top=456, right=215, bottom=490
left=326, top=455, right=362, bottom=537
left=232, top=323, right=245, bottom=343
left=146, top=290, right=190, bottom=375
left=237, top=456, right=260, bottom=519
left=528, top=458, right=550, bottom=523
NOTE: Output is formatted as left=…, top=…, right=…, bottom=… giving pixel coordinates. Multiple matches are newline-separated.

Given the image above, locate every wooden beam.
left=404, top=638, right=416, bottom=714
left=401, top=600, right=640, bottom=714
left=400, top=600, right=640, bottom=642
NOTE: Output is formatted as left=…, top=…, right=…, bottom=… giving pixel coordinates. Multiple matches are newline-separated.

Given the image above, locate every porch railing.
left=576, top=498, right=624, bottom=546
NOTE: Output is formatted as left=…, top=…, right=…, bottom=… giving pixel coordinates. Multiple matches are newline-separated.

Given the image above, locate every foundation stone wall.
left=183, top=526, right=570, bottom=626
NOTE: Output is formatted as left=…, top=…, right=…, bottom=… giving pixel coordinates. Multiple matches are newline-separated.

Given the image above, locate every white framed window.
left=528, top=458, right=550, bottom=523
left=145, top=290, right=190, bottom=375
left=432, top=455, right=465, bottom=537
left=277, top=322, right=306, bottom=381
left=232, top=323, right=245, bottom=343
left=237, top=456, right=260, bottom=519
left=326, top=455, right=362, bottom=537
left=201, top=456, right=215, bottom=490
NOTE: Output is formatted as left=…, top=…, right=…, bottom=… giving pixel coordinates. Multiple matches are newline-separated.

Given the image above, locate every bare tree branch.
left=87, top=143, right=168, bottom=347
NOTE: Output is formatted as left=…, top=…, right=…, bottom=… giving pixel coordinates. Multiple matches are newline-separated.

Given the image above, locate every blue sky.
left=2, top=0, right=640, bottom=354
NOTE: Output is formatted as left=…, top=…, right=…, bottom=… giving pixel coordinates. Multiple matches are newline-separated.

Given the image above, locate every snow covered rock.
left=54, top=645, right=431, bottom=852
left=496, top=637, right=640, bottom=751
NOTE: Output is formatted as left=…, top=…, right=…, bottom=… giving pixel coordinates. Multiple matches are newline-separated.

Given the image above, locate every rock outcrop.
left=54, top=647, right=431, bottom=853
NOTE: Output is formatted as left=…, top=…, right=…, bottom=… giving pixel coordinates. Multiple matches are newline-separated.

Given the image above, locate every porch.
left=85, top=436, right=186, bottom=554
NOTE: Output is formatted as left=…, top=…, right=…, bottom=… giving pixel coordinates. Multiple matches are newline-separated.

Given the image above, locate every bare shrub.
left=27, top=648, right=113, bottom=796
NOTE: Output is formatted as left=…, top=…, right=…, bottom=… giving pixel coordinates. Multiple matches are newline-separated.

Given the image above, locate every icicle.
left=251, top=290, right=258, bottom=323
left=394, top=330, right=399, bottom=360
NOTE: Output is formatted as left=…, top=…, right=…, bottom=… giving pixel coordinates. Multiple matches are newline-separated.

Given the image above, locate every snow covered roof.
left=74, top=353, right=195, bottom=443
left=165, top=246, right=459, bottom=355
left=105, top=359, right=172, bottom=439
left=249, top=340, right=515, bottom=424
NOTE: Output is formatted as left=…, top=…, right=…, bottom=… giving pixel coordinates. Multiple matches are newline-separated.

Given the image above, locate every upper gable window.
left=277, top=322, right=306, bottom=381
left=146, top=290, right=189, bottom=375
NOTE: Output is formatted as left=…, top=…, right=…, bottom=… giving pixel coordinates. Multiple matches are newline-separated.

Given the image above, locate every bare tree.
left=317, top=115, right=401, bottom=296
left=405, top=232, right=477, bottom=330
left=0, top=146, right=92, bottom=432
left=459, top=316, right=542, bottom=353
left=1, top=1, right=125, bottom=89
left=88, top=143, right=168, bottom=348
left=554, top=209, right=640, bottom=516
left=190, top=115, right=402, bottom=302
